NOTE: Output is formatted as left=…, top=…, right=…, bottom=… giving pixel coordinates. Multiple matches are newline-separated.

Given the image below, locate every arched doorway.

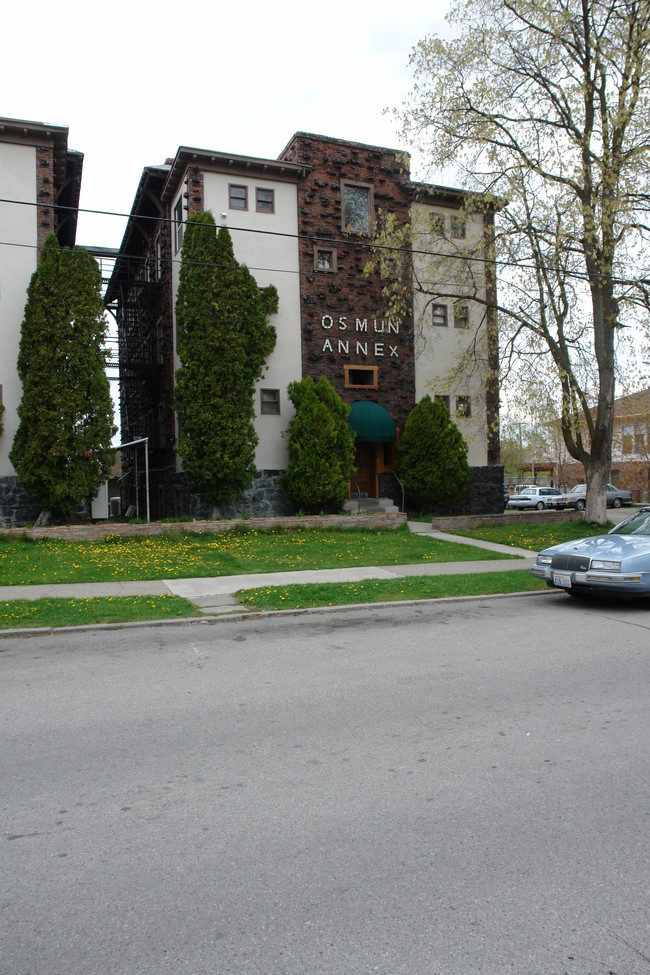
left=348, top=401, right=397, bottom=499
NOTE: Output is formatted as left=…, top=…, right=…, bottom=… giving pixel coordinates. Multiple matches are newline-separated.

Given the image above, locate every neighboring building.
left=561, top=388, right=650, bottom=501
left=0, top=117, right=83, bottom=527
left=108, top=133, right=501, bottom=519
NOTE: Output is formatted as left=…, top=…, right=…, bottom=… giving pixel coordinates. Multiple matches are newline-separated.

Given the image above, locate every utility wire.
left=2, top=195, right=648, bottom=286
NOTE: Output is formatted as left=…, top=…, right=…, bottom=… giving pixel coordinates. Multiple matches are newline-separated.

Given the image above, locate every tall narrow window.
left=432, top=304, right=448, bottom=327
left=342, top=181, right=374, bottom=234
left=456, top=396, right=471, bottom=418
left=430, top=213, right=446, bottom=237
left=174, top=198, right=184, bottom=252
left=451, top=214, right=466, bottom=238
left=454, top=303, right=469, bottom=328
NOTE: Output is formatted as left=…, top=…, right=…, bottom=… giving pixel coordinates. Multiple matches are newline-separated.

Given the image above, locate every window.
left=456, top=396, right=471, bottom=418
left=622, top=424, right=634, bottom=454
left=451, top=214, right=466, bottom=238
left=430, top=213, right=446, bottom=237
left=342, top=181, right=374, bottom=234
left=260, top=388, right=280, bottom=414
left=174, top=197, right=184, bottom=252
left=344, top=365, right=378, bottom=389
left=432, top=304, right=448, bottom=327
left=314, top=246, right=337, bottom=272
left=256, top=188, right=274, bottom=213
left=454, top=303, right=469, bottom=328
left=229, top=184, right=248, bottom=210
left=634, top=425, right=645, bottom=453
left=435, top=394, right=450, bottom=411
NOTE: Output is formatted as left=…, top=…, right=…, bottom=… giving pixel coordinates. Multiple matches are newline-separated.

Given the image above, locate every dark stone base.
left=430, top=465, right=505, bottom=516
left=175, top=470, right=295, bottom=520
left=0, top=476, right=42, bottom=528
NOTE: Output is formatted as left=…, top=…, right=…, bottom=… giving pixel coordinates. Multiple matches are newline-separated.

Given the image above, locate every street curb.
left=0, top=588, right=559, bottom=640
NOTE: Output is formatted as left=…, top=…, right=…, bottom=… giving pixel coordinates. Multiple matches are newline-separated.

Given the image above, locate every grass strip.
left=0, top=595, right=199, bottom=631
left=449, top=521, right=612, bottom=551
left=237, top=569, right=547, bottom=611
left=0, top=525, right=514, bottom=587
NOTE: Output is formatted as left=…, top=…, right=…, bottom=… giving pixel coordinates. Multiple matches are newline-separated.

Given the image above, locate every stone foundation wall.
left=0, top=510, right=406, bottom=543
left=430, top=465, right=505, bottom=516
left=0, top=477, right=42, bottom=528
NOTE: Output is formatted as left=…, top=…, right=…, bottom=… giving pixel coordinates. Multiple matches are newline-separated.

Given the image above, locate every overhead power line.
left=0, top=196, right=648, bottom=286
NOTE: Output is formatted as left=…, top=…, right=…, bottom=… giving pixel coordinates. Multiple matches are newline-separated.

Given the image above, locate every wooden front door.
left=354, top=443, right=377, bottom=497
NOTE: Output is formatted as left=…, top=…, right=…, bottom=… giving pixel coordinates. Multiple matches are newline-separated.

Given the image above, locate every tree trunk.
left=583, top=460, right=609, bottom=525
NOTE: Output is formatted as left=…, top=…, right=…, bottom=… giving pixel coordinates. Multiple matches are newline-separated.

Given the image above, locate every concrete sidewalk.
left=0, top=524, right=536, bottom=616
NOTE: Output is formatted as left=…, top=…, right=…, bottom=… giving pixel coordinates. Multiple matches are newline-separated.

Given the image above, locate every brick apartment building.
left=108, top=132, right=501, bottom=519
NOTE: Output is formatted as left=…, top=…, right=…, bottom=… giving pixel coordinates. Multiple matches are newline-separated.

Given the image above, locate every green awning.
left=348, top=401, right=396, bottom=443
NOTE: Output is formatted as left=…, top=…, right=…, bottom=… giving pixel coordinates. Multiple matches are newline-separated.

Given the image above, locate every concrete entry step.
left=343, top=497, right=400, bottom=514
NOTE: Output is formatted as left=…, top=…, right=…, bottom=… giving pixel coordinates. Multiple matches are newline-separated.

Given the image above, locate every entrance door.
left=354, top=443, right=377, bottom=497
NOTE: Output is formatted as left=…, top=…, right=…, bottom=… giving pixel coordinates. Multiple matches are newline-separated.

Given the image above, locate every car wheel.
left=576, top=499, right=585, bottom=511
left=613, top=497, right=622, bottom=508
left=536, top=501, right=544, bottom=510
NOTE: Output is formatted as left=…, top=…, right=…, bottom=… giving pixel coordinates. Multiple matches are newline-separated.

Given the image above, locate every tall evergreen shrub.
left=10, top=234, right=116, bottom=518
left=396, top=395, right=469, bottom=512
left=174, top=214, right=277, bottom=512
left=280, top=376, right=356, bottom=513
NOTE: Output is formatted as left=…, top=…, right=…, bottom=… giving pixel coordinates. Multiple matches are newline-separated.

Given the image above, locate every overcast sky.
left=4, top=0, right=454, bottom=249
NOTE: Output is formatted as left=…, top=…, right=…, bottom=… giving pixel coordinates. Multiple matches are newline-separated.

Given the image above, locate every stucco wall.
left=0, top=141, right=37, bottom=477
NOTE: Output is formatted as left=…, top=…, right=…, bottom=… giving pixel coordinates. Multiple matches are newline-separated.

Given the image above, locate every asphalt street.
left=2, top=594, right=649, bottom=975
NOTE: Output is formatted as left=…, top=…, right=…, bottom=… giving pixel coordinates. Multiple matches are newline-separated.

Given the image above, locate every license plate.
left=553, top=571, right=572, bottom=589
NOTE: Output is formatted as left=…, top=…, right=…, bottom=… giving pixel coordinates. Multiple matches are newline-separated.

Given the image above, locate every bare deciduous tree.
left=394, top=0, right=650, bottom=523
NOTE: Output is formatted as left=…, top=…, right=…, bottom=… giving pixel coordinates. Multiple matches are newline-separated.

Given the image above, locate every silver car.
left=531, top=507, right=650, bottom=598
left=551, top=483, right=633, bottom=511
left=506, top=486, right=564, bottom=510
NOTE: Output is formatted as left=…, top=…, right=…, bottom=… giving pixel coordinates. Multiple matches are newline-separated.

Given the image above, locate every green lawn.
left=237, top=569, right=547, bottom=611
left=1, top=518, right=604, bottom=631
left=449, top=520, right=613, bottom=551
left=0, top=595, right=198, bottom=631
left=0, top=525, right=514, bottom=587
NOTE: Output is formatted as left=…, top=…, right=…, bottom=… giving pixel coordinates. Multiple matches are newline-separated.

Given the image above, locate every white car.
left=506, top=486, right=564, bottom=510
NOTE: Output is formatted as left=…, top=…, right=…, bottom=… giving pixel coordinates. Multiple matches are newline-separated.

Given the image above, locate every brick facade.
left=35, top=146, right=55, bottom=255
left=281, top=133, right=415, bottom=431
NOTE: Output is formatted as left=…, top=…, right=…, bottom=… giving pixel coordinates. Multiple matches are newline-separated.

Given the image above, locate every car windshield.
left=610, top=509, right=650, bottom=536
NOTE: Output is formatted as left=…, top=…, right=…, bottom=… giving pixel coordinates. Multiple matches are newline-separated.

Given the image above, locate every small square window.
left=435, top=394, right=450, bottom=411
left=344, top=365, right=378, bottom=389
left=342, top=181, right=374, bottom=234
left=432, top=304, right=448, bottom=327
left=229, top=184, right=248, bottom=210
left=430, top=213, right=446, bottom=237
left=454, top=303, right=469, bottom=328
left=456, top=396, right=471, bottom=418
left=314, top=246, right=337, bottom=272
left=174, top=198, right=184, bottom=252
left=256, top=188, right=274, bottom=213
left=451, top=214, right=466, bottom=238
left=260, top=388, right=280, bottom=414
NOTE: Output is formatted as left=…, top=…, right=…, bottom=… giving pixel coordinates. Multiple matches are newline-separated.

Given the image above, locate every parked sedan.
left=551, top=483, right=633, bottom=511
left=506, top=486, right=564, bottom=510
left=531, top=506, right=650, bottom=597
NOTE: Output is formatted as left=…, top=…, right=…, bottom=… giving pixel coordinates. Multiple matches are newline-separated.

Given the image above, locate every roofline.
left=161, top=146, right=310, bottom=204
left=279, top=131, right=410, bottom=164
